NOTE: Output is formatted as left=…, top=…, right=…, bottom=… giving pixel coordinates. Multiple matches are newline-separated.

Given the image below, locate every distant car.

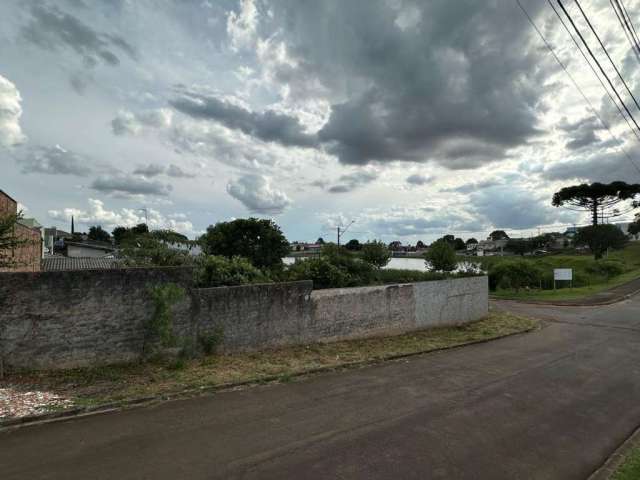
left=533, top=250, right=548, bottom=256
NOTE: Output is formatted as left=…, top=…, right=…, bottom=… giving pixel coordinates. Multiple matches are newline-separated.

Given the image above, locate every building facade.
left=0, top=189, right=42, bottom=272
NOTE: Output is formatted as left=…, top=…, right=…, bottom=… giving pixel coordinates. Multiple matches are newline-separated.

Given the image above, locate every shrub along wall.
left=0, top=268, right=488, bottom=370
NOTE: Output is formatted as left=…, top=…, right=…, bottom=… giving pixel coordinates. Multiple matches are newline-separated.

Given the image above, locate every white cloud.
left=227, top=0, right=259, bottom=51
left=111, top=108, right=173, bottom=135
left=227, top=174, right=291, bottom=214
left=0, top=74, right=26, bottom=147
left=48, top=198, right=196, bottom=236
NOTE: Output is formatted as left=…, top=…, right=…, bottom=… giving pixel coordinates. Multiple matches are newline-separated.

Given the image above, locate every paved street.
left=2, top=296, right=640, bottom=479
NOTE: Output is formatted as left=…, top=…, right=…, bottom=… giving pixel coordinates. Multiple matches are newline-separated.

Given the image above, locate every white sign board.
left=554, top=268, right=573, bottom=281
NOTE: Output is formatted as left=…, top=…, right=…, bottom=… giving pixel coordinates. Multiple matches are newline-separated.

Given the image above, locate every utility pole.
left=139, top=207, right=149, bottom=225
left=337, top=220, right=355, bottom=246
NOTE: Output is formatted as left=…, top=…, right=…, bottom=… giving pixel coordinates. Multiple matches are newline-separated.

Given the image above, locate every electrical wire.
left=610, top=0, right=640, bottom=66
left=517, top=0, right=640, bottom=176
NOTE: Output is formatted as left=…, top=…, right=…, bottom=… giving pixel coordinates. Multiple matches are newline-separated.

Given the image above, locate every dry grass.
left=4, top=310, right=538, bottom=409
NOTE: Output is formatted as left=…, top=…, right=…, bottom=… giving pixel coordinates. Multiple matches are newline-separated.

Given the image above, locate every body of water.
left=284, top=257, right=480, bottom=273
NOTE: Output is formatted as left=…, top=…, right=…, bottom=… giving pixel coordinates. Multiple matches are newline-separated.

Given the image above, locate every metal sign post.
left=553, top=268, right=573, bottom=290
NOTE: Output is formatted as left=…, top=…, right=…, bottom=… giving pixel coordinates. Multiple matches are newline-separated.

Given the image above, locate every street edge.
left=0, top=320, right=541, bottom=433
left=588, top=424, right=640, bottom=480
left=491, top=287, right=640, bottom=307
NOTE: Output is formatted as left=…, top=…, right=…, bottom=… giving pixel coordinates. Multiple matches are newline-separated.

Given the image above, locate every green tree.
left=552, top=181, right=640, bottom=225
left=316, top=237, right=325, bottom=244
left=505, top=238, right=532, bottom=256
left=466, top=238, right=478, bottom=245
left=151, top=229, right=189, bottom=244
left=416, top=240, right=426, bottom=249
left=199, top=218, right=289, bottom=270
left=574, top=224, right=628, bottom=259
left=88, top=225, right=111, bottom=243
left=489, top=230, right=509, bottom=241
left=0, top=211, right=28, bottom=268
left=361, top=240, right=391, bottom=268
left=345, top=239, right=362, bottom=251
left=425, top=241, right=457, bottom=272
left=453, top=237, right=466, bottom=251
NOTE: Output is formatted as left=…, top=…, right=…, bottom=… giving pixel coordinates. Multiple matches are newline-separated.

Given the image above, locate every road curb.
left=0, top=322, right=540, bottom=433
left=491, top=286, right=640, bottom=307
left=588, top=424, right=640, bottom=480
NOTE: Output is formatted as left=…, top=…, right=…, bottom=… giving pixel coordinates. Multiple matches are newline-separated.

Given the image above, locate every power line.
left=546, top=0, right=640, bottom=144
left=610, top=0, right=640, bottom=66
left=572, top=0, right=640, bottom=115
left=618, top=0, right=640, bottom=57
left=516, top=0, right=640, bottom=176
left=557, top=0, right=640, bottom=139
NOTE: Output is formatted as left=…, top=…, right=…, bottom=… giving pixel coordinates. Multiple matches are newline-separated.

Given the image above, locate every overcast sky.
left=2, top=0, right=640, bottom=243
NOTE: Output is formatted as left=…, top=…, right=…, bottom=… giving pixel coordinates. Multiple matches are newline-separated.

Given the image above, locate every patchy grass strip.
left=1, top=310, right=538, bottom=420
left=611, top=446, right=640, bottom=480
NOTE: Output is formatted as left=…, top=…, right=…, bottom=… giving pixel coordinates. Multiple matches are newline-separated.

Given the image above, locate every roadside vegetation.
left=1, top=311, right=538, bottom=415
left=476, top=242, right=640, bottom=300
left=612, top=446, right=640, bottom=480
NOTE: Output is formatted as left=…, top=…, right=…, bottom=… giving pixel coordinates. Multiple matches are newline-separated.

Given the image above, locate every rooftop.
left=42, top=257, right=123, bottom=272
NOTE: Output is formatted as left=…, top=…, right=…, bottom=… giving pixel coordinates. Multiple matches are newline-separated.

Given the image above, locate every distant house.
left=64, top=240, right=115, bottom=258
left=0, top=189, right=43, bottom=272
left=43, top=227, right=73, bottom=253
left=42, top=256, right=122, bottom=272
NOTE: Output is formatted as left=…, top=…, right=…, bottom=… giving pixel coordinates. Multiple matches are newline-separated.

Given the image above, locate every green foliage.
left=361, top=240, right=391, bottom=268
left=629, top=215, right=640, bottom=236
left=87, top=225, right=111, bottom=242
left=120, top=234, right=192, bottom=267
left=505, top=238, right=532, bottom=256
left=145, top=283, right=186, bottom=354
left=112, top=223, right=149, bottom=245
left=150, top=229, right=189, bottom=244
left=376, top=269, right=447, bottom=284
left=198, top=326, right=224, bottom=355
left=488, top=260, right=542, bottom=292
left=425, top=241, right=457, bottom=272
left=194, top=255, right=269, bottom=287
left=199, top=217, right=289, bottom=270
left=286, top=257, right=352, bottom=289
left=344, top=239, right=361, bottom=251
left=552, top=181, right=640, bottom=225
left=489, top=230, right=509, bottom=241
left=584, top=260, right=625, bottom=279
left=575, top=224, right=628, bottom=259
left=0, top=210, right=28, bottom=268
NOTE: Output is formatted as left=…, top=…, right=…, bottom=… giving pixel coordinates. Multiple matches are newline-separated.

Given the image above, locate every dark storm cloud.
left=133, top=163, right=196, bottom=179
left=21, top=4, right=137, bottom=67
left=91, top=175, right=172, bottom=197
left=558, top=116, right=605, bottom=151
left=542, top=149, right=640, bottom=183
left=16, top=145, right=92, bottom=176
left=469, top=185, right=575, bottom=229
left=133, top=163, right=165, bottom=177
left=406, top=174, right=431, bottom=186
left=170, top=87, right=318, bottom=148
left=267, top=0, right=548, bottom=168
left=326, top=171, right=378, bottom=193
left=441, top=178, right=504, bottom=194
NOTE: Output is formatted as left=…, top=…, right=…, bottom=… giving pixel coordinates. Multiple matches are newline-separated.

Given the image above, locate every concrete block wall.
left=0, top=268, right=488, bottom=370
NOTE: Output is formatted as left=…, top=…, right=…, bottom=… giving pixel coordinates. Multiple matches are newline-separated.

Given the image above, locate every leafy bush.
left=488, top=260, right=542, bottom=292
left=425, top=241, right=457, bottom=272
left=286, top=257, right=352, bottom=289
left=585, top=260, right=625, bottom=279
left=198, top=326, right=224, bottom=355
left=376, top=269, right=447, bottom=284
left=199, top=217, right=289, bottom=270
left=144, top=283, right=186, bottom=354
left=361, top=240, right=391, bottom=268
left=194, top=255, right=270, bottom=288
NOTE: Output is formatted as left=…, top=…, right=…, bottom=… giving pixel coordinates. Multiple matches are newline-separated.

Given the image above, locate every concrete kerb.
left=0, top=321, right=540, bottom=433
left=490, top=286, right=640, bottom=307
left=588, top=424, right=640, bottom=480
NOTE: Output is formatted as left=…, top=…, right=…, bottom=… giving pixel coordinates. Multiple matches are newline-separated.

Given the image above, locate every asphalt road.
left=2, top=297, right=640, bottom=480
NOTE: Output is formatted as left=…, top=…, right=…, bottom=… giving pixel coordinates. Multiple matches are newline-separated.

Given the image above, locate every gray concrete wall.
left=0, top=269, right=487, bottom=370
